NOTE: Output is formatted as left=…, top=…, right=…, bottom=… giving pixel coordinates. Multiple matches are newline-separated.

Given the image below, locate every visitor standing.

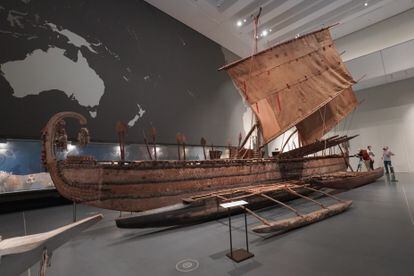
left=367, top=145, right=375, bottom=170
left=382, top=146, right=395, bottom=174
left=358, top=149, right=371, bottom=171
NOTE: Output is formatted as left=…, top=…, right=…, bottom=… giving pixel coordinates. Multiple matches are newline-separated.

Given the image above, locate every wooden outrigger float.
left=249, top=186, right=352, bottom=233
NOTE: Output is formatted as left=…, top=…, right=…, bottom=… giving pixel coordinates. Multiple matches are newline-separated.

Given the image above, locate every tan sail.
left=296, top=87, right=358, bottom=145
left=219, top=28, right=355, bottom=143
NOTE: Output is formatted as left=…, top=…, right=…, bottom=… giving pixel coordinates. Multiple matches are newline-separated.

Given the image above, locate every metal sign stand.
left=220, top=200, right=254, bottom=263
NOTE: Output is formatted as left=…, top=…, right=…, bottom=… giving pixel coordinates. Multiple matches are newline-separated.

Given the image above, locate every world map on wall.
left=0, top=2, right=145, bottom=130
left=1, top=21, right=146, bottom=124
left=0, top=0, right=244, bottom=144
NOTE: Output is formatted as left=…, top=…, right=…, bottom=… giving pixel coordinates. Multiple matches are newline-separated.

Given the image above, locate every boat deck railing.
left=60, top=154, right=344, bottom=169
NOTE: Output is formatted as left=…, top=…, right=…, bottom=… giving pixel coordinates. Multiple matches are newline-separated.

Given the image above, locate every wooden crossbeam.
left=214, top=195, right=271, bottom=226
left=186, top=181, right=304, bottom=202
left=302, top=186, right=344, bottom=202
left=240, top=206, right=271, bottom=226
left=215, top=194, right=227, bottom=200
left=285, top=187, right=326, bottom=209
left=260, top=193, right=303, bottom=217
left=221, top=192, right=258, bottom=202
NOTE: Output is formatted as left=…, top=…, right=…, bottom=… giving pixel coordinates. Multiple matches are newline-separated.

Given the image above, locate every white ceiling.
left=144, top=0, right=414, bottom=57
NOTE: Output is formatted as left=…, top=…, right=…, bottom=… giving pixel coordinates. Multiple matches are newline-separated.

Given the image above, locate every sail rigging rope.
left=345, top=108, right=356, bottom=136
left=318, top=104, right=328, bottom=152
left=342, top=112, right=349, bottom=133
left=280, top=132, right=286, bottom=152
left=333, top=95, right=340, bottom=154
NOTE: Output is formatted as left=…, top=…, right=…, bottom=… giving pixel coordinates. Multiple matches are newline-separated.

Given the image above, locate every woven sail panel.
left=296, top=87, right=358, bottom=145
left=221, top=28, right=355, bottom=142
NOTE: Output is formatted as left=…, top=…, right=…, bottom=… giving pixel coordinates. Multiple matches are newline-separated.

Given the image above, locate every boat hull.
left=41, top=112, right=348, bottom=212
left=51, top=156, right=347, bottom=212
left=310, top=167, right=384, bottom=190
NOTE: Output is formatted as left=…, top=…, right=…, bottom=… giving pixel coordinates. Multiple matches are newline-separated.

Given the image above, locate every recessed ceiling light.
left=269, top=29, right=272, bottom=32
left=237, top=20, right=242, bottom=27
left=364, top=2, right=368, bottom=6
left=243, top=19, right=247, bottom=23
left=261, top=30, right=268, bottom=37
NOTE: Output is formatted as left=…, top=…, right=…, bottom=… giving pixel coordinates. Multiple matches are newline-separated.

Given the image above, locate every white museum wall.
left=330, top=77, right=414, bottom=172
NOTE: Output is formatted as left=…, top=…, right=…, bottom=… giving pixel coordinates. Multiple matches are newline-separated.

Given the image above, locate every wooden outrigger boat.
left=309, top=167, right=384, bottom=190
left=41, top=112, right=350, bottom=212
left=42, top=24, right=379, bottom=232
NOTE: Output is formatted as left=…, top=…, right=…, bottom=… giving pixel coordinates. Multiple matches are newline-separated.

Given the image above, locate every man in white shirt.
left=382, top=146, right=395, bottom=174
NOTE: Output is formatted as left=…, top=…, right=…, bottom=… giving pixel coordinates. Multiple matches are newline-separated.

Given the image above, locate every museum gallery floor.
left=1, top=173, right=413, bottom=276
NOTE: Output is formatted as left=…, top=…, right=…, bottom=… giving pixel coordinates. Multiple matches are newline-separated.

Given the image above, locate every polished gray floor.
left=1, top=173, right=414, bottom=276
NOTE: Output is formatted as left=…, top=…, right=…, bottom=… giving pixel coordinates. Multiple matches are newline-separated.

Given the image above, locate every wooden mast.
left=252, top=7, right=264, bottom=155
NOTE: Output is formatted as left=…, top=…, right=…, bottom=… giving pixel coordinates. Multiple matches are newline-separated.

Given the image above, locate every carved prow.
left=42, top=112, right=88, bottom=165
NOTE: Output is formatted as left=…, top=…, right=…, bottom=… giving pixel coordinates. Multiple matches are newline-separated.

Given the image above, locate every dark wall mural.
left=0, top=0, right=246, bottom=145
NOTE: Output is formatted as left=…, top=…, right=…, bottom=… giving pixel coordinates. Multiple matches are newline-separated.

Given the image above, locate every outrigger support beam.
left=259, top=193, right=303, bottom=217
left=240, top=206, right=271, bottom=226
left=302, top=186, right=345, bottom=202
left=284, top=187, right=327, bottom=209
left=214, top=195, right=271, bottom=226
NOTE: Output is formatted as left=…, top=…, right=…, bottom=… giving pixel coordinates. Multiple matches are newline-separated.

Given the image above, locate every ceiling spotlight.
left=261, top=30, right=268, bottom=37
left=243, top=19, right=247, bottom=23
left=364, top=2, right=368, bottom=6
left=269, top=29, right=272, bottom=32
left=237, top=20, right=242, bottom=27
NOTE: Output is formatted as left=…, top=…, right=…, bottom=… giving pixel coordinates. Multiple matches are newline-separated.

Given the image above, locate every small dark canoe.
left=116, top=185, right=311, bottom=228
left=310, top=167, right=384, bottom=190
